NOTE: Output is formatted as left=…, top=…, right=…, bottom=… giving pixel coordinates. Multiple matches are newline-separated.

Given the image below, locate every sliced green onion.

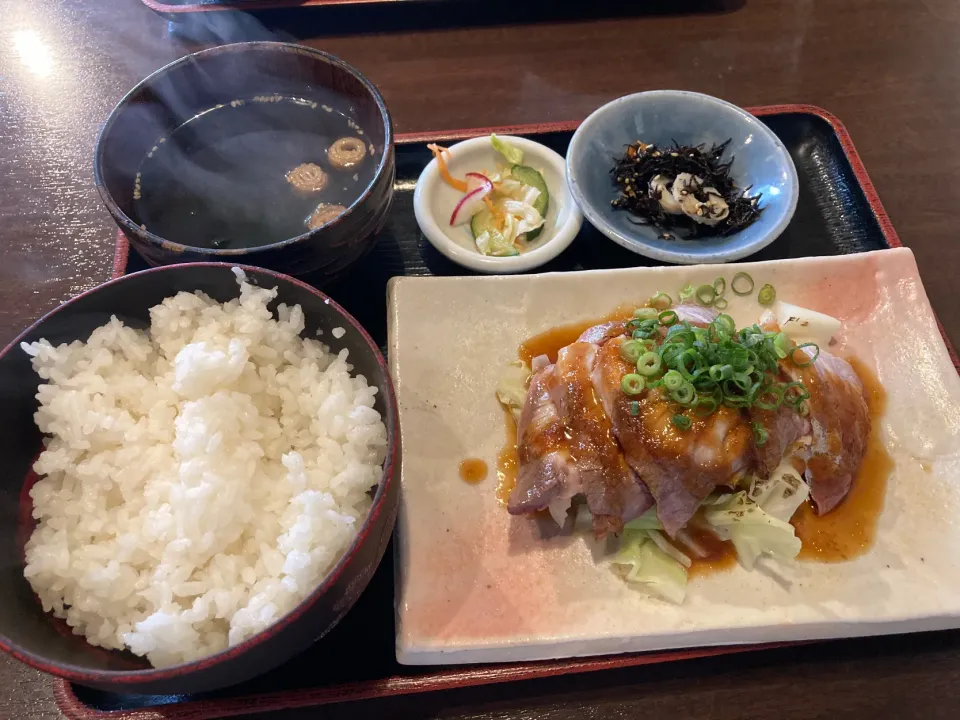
left=758, top=283, right=776, bottom=306
left=713, top=297, right=729, bottom=310
left=678, top=283, right=695, bottom=303
left=790, top=342, right=820, bottom=367
left=663, top=369, right=685, bottom=391
left=633, top=307, right=658, bottom=320
left=671, top=414, right=692, bottom=430
left=773, top=331, right=791, bottom=359
left=713, top=277, right=726, bottom=297
left=619, top=339, right=646, bottom=364
left=616, top=299, right=813, bottom=423
left=677, top=348, right=701, bottom=380
left=666, top=322, right=695, bottom=344
left=695, top=284, right=716, bottom=306
left=725, top=345, right=750, bottom=371
left=714, top=314, right=735, bottom=335
left=709, top=364, right=734, bottom=382
left=630, top=318, right=659, bottom=339
left=694, top=396, right=718, bottom=416
left=693, top=375, right=719, bottom=395
left=671, top=382, right=696, bottom=405
left=636, top=352, right=662, bottom=376
left=649, top=292, right=672, bottom=311
left=752, top=422, right=769, bottom=447
left=754, top=384, right=785, bottom=411
left=621, top=373, right=646, bottom=396
left=629, top=400, right=640, bottom=416
left=658, top=310, right=678, bottom=326
left=783, top=381, right=811, bottom=408
left=731, top=272, right=755, bottom=295
left=724, top=395, right=751, bottom=408
left=659, top=342, right=685, bottom=367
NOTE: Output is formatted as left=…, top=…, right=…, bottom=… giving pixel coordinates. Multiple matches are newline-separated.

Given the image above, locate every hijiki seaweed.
left=611, top=140, right=763, bottom=239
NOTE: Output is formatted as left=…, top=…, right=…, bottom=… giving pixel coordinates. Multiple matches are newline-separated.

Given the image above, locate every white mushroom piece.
left=670, top=173, right=730, bottom=226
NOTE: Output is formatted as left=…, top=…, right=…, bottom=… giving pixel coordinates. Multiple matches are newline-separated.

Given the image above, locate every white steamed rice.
left=20, top=269, right=387, bottom=668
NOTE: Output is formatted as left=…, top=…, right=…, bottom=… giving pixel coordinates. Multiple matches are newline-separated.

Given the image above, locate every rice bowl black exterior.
left=0, top=264, right=399, bottom=694
left=93, top=42, right=395, bottom=279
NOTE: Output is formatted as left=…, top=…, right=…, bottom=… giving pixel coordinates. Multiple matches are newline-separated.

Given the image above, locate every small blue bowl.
left=566, top=91, right=799, bottom=264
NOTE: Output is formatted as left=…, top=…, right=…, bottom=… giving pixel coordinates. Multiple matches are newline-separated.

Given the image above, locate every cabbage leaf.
left=491, top=134, right=524, bottom=165
left=702, top=492, right=802, bottom=570
left=612, top=529, right=688, bottom=604
left=495, top=360, right=531, bottom=421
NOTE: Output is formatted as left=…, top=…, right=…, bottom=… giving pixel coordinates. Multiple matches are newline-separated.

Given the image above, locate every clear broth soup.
left=132, top=97, right=377, bottom=250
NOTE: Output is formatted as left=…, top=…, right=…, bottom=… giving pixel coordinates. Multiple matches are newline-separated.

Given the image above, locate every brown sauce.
left=459, top=458, right=489, bottom=484
left=496, top=412, right=519, bottom=505
left=682, top=518, right=739, bottom=577
left=518, top=305, right=635, bottom=365
left=792, top=356, right=892, bottom=562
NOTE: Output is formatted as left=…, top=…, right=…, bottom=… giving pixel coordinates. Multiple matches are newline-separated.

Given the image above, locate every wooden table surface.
left=2, top=0, right=960, bottom=717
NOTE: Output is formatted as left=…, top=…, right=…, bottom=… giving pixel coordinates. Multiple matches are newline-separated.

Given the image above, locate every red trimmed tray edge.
left=54, top=643, right=783, bottom=720
left=77, top=104, right=956, bottom=720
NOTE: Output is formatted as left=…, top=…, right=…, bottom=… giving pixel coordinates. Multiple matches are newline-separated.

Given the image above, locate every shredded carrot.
left=483, top=195, right=505, bottom=231
left=427, top=143, right=467, bottom=192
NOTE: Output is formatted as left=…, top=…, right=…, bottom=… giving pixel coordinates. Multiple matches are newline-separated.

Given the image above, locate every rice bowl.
left=20, top=269, right=388, bottom=668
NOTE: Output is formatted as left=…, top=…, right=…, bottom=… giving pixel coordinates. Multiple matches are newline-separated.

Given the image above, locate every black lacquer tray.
left=58, top=105, right=923, bottom=720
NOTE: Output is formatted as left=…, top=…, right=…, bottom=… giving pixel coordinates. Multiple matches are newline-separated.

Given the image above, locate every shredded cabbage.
left=648, top=529, right=692, bottom=568
left=517, top=185, right=541, bottom=207
left=476, top=229, right=519, bottom=257
left=502, top=200, right=544, bottom=237
left=491, top=134, right=524, bottom=165
left=748, top=460, right=810, bottom=523
left=498, top=178, right=523, bottom=195
left=612, top=529, right=688, bottom=604
left=623, top=506, right=662, bottom=531
left=495, top=360, right=531, bottom=421
left=702, top=492, right=802, bottom=570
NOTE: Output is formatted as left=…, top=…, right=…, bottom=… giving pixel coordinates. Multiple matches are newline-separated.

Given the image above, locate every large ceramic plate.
left=388, top=248, right=960, bottom=665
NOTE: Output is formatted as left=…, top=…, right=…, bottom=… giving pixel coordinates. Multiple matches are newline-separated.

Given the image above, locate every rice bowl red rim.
left=0, top=262, right=399, bottom=685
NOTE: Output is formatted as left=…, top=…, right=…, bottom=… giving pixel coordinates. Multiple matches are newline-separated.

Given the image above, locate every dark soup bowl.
left=0, top=264, right=398, bottom=694
left=94, top=42, right=395, bottom=279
